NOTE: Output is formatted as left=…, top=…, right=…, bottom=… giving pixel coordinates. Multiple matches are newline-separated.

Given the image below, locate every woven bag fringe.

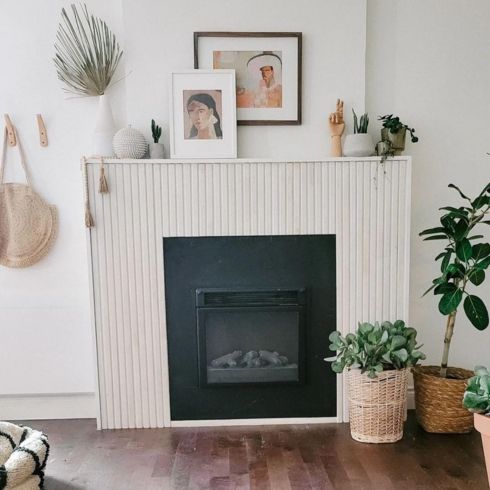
left=81, top=157, right=94, bottom=228
left=98, top=157, right=109, bottom=193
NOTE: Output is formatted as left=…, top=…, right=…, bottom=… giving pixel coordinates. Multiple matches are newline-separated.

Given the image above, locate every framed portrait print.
left=194, top=32, right=302, bottom=126
left=169, top=70, right=237, bottom=158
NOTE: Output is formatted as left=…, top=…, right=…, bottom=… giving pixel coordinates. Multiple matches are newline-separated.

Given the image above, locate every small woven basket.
left=346, top=368, right=409, bottom=443
left=412, top=365, right=473, bottom=433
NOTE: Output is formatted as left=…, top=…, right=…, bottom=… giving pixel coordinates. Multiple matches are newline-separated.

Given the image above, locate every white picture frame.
left=169, top=70, right=237, bottom=159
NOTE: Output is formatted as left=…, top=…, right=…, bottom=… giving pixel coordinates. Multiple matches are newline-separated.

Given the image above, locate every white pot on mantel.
left=150, top=142, right=165, bottom=159
left=343, top=134, right=375, bottom=157
left=93, top=94, right=116, bottom=157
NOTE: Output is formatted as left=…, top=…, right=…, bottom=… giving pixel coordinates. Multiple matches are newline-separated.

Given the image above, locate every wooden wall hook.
left=4, top=114, right=17, bottom=146
left=37, top=114, right=48, bottom=147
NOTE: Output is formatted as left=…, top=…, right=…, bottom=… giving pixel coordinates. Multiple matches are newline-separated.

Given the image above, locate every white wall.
left=0, top=0, right=126, bottom=416
left=366, top=0, right=490, bottom=370
left=3, top=0, right=488, bottom=419
left=122, top=0, right=367, bottom=158
left=0, top=0, right=367, bottom=418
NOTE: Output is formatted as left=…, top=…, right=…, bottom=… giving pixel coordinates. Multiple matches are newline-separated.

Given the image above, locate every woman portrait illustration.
left=183, top=90, right=223, bottom=140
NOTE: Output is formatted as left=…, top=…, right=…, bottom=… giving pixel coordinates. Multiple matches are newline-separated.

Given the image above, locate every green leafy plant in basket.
left=463, top=366, right=490, bottom=485
left=420, top=182, right=490, bottom=378
left=326, top=320, right=426, bottom=378
left=463, top=366, right=490, bottom=415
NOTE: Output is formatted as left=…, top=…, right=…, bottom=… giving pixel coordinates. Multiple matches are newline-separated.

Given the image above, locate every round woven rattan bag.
left=0, top=128, right=57, bottom=268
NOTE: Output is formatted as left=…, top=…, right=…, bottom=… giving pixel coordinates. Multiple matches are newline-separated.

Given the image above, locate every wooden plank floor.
left=20, top=412, right=488, bottom=490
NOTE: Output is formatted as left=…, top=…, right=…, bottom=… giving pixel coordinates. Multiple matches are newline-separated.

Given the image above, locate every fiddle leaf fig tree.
left=420, top=182, right=490, bottom=378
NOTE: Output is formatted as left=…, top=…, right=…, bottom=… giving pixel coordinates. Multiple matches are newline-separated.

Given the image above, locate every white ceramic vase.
left=149, top=142, right=165, bottom=159
left=93, top=94, right=116, bottom=157
left=343, top=134, right=375, bottom=157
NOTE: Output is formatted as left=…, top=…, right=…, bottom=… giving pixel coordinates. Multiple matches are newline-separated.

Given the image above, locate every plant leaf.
left=464, top=295, right=489, bottom=330
left=468, top=269, right=485, bottom=286
left=454, top=219, right=468, bottom=240
left=439, top=207, right=469, bottom=219
left=475, top=366, right=490, bottom=377
left=434, top=282, right=457, bottom=295
left=473, top=244, right=490, bottom=262
left=472, top=195, right=490, bottom=209
left=476, top=256, right=490, bottom=271
left=448, top=183, right=471, bottom=201
left=422, top=284, right=437, bottom=297
left=438, top=289, right=463, bottom=315
left=423, top=235, right=450, bottom=241
left=456, top=239, right=472, bottom=262
left=441, top=251, right=452, bottom=273
left=393, top=320, right=405, bottom=329
left=393, top=348, right=408, bottom=363
left=446, top=263, right=466, bottom=279
left=419, top=227, right=447, bottom=236
left=391, top=336, right=407, bottom=349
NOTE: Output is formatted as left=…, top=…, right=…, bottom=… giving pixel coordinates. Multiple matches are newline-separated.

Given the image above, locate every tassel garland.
left=98, top=157, right=109, bottom=193
left=85, top=207, right=95, bottom=227
left=81, top=156, right=95, bottom=228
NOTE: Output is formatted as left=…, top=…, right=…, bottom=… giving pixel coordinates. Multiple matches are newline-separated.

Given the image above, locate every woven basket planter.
left=412, top=365, right=474, bottom=433
left=346, top=368, right=409, bottom=443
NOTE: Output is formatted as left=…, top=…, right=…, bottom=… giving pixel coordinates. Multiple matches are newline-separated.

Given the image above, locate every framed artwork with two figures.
left=194, top=32, right=302, bottom=126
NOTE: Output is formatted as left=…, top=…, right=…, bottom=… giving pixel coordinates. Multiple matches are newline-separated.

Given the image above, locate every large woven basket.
left=346, top=368, right=409, bottom=443
left=412, top=365, right=473, bottom=433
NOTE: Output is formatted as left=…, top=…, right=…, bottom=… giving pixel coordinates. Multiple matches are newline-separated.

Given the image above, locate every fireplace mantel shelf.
left=85, top=156, right=412, bottom=429
left=86, top=156, right=409, bottom=165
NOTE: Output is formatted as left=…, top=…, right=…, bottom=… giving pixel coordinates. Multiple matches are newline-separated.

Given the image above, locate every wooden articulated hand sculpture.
left=328, top=99, right=345, bottom=157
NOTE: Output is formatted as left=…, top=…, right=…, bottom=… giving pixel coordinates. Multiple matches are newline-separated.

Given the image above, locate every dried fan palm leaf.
left=54, top=4, right=123, bottom=96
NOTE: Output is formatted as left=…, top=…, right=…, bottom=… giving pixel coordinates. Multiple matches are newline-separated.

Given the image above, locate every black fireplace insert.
left=164, top=235, right=336, bottom=420
left=196, top=288, right=306, bottom=387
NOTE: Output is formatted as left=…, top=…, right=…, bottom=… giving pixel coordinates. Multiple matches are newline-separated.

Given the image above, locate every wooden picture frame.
left=194, top=32, right=302, bottom=126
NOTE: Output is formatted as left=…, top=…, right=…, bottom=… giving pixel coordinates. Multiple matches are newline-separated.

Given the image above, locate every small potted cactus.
left=463, top=366, right=490, bottom=486
left=150, top=119, right=165, bottom=158
left=343, top=109, right=375, bottom=157
left=378, top=114, right=418, bottom=155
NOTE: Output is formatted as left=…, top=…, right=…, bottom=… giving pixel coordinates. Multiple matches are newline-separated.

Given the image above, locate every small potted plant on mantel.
left=326, top=320, right=425, bottom=443
left=378, top=114, right=418, bottom=155
left=463, top=366, right=490, bottom=487
left=150, top=119, right=165, bottom=159
left=343, top=109, right=375, bottom=157
left=414, top=182, right=490, bottom=433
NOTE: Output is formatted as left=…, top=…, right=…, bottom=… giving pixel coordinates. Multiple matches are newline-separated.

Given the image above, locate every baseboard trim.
left=408, top=387, right=415, bottom=409
left=0, top=390, right=414, bottom=425
left=0, top=392, right=96, bottom=420
left=170, top=416, right=339, bottom=427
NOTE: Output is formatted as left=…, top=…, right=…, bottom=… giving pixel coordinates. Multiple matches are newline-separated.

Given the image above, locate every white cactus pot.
left=149, top=142, right=165, bottom=159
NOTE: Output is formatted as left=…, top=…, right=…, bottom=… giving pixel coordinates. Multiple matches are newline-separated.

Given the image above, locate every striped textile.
left=0, top=422, right=49, bottom=489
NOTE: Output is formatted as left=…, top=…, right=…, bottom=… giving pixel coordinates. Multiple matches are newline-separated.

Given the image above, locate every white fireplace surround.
left=85, top=157, right=412, bottom=429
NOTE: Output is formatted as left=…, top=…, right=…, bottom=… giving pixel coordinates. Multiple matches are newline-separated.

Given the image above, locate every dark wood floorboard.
left=16, top=412, right=488, bottom=490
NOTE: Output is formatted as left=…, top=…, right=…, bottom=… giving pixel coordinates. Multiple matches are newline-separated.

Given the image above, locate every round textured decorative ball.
left=113, top=125, right=148, bottom=159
